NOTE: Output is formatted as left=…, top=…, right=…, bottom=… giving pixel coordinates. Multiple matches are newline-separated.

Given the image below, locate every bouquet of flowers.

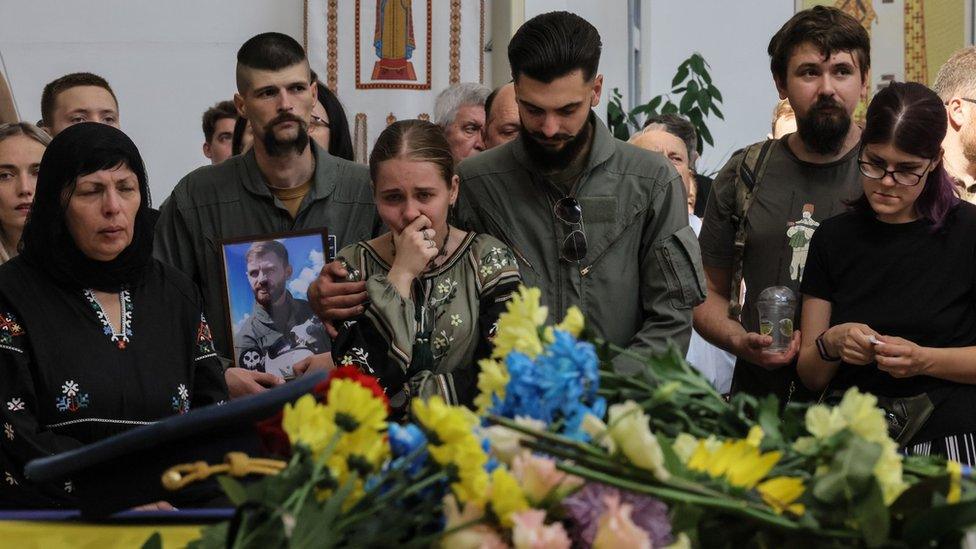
left=186, top=286, right=976, bottom=548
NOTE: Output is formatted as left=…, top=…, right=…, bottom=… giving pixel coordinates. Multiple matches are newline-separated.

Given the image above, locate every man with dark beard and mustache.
left=309, top=11, right=704, bottom=370
left=695, top=6, right=869, bottom=402
left=234, top=241, right=327, bottom=380
left=156, top=33, right=380, bottom=398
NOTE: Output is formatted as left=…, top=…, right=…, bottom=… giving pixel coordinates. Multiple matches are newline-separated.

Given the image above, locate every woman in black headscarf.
left=0, top=123, right=227, bottom=508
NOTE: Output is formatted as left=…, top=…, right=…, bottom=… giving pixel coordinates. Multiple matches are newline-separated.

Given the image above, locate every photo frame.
left=218, top=228, right=330, bottom=380
left=355, top=0, right=432, bottom=90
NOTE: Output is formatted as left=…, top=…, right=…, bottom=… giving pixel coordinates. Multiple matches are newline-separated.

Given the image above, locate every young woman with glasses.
left=797, top=81, right=976, bottom=463
left=330, top=120, right=521, bottom=419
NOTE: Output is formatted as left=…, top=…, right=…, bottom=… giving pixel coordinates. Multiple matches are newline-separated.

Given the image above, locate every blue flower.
left=491, top=330, right=603, bottom=441
left=388, top=423, right=428, bottom=476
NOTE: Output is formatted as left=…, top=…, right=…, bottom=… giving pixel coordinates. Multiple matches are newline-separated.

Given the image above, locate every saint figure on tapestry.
left=373, top=0, right=417, bottom=81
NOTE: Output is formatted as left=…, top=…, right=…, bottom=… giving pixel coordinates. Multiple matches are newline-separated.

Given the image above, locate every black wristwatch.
left=816, top=330, right=841, bottom=362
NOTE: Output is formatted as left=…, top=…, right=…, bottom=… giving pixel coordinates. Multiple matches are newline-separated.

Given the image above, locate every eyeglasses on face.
left=857, top=157, right=933, bottom=187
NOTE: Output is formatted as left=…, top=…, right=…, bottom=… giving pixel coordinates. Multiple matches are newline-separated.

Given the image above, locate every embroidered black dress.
left=0, top=258, right=228, bottom=508
left=332, top=233, right=521, bottom=413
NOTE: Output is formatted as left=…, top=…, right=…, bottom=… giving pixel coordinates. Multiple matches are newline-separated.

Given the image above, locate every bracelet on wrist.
left=816, top=330, right=841, bottom=362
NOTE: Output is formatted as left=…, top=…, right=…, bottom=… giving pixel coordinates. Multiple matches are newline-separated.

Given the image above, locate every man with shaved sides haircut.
left=308, top=11, right=704, bottom=374
left=155, top=32, right=380, bottom=398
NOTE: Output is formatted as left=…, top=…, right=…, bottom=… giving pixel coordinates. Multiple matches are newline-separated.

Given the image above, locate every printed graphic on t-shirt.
left=786, top=204, right=820, bottom=282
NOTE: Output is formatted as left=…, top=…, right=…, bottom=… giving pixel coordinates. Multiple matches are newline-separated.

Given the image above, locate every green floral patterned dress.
left=332, top=232, right=520, bottom=412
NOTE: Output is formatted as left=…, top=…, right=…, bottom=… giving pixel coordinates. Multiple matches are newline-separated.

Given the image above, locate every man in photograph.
left=234, top=240, right=328, bottom=379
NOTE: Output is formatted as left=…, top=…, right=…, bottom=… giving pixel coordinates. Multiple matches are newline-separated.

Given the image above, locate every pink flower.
left=511, top=451, right=583, bottom=505
left=563, top=483, right=672, bottom=547
left=592, top=494, right=652, bottom=549
left=511, top=509, right=571, bottom=549
left=441, top=494, right=509, bottom=549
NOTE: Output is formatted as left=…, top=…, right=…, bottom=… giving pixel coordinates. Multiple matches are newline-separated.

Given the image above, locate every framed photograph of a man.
left=218, top=228, right=330, bottom=380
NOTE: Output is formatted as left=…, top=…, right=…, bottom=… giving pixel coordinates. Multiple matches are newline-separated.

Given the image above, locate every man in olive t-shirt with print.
left=695, top=7, right=869, bottom=401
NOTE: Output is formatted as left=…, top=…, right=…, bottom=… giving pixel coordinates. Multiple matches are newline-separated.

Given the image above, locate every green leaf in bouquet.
left=812, top=436, right=881, bottom=504
left=890, top=473, right=950, bottom=518
left=217, top=475, right=250, bottom=506
left=289, top=476, right=356, bottom=549
left=186, top=522, right=229, bottom=549
left=756, top=395, right=784, bottom=446
left=901, top=498, right=976, bottom=547
left=659, top=435, right=692, bottom=479
left=850, top=480, right=889, bottom=547
left=669, top=502, right=705, bottom=535
left=229, top=504, right=288, bottom=549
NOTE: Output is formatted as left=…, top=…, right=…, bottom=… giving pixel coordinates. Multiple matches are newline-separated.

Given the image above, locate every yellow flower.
left=688, top=438, right=780, bottom=489
left=837, top=389, right=888, bottom=444
left=492, top=286, right=548, bottom=359
left=607, top=400, right=670, bottom=481
left=323, top=378, right=387, bottom=436
left=414, top=396, right=491, bottom=504
left=452, top=452, right=490, bottom=505
left=282, top=394, right=335, bottom=457
left=725, top=447, right=781, bottom=490
left=757, top=476, right=806, bottom=516
left=413, top=396, right=479, bottom=446
left=672, top=433, right=698, bottom=464
left=948, top=460, right=962, bottom=504
left=874, top=439, right=907, bottom=505
left=804, top=405, right=847, bottom=440
left=474, top=359, right=509, bottom=415
left=555, top=305, right=584, bottom=337
left=581, top=413, right=616, bottom=454
left=488, top=467, right=529, bottom=527
left=746, top=426, right=764, bottom=447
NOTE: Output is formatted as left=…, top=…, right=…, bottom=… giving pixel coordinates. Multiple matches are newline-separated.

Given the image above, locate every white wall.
left=0, top=0, right=799, bottom=199
left=0, top=0, right=303, bottom=202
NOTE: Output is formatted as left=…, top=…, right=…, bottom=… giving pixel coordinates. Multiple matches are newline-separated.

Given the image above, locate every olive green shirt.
left=154, top=143, right=381, bottom=358
left=455, top=114, right=705, bottom=371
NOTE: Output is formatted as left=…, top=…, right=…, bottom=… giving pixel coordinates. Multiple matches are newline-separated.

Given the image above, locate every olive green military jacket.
left=154, top=143, right=381, bottom=358
left=455, top=116, right=705, bottom=368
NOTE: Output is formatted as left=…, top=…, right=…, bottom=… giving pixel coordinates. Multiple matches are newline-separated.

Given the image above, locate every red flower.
left=314, top=365, right=390, bottom=412
left=255, top=410, right=291, bottom=458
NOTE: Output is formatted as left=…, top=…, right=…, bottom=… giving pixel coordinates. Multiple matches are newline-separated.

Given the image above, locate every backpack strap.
left=728, top=139, right=776, bottom=319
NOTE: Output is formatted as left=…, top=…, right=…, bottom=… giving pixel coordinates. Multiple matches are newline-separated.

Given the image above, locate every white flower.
left=177, top=384, right=189, bottom=400
left=64, top=481, right=73, bottom=493
left=4, top=472, right=16, bottom=485
left=451, top=314, right=463, bottom=327
left=3, top=423, right=12, bottom=440
left=607, top=400, right=670, bottom=481
left=6, top=398, right=24, bottom=411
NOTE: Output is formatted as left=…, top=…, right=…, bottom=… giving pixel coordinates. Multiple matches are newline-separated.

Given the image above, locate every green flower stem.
left=413, top=516, right=488, bottom=547
left=601, top=341, right=725, bottom=403
left=355, top=470, right=449, bottom=519
left=486, top=415, right=607, bottom=459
